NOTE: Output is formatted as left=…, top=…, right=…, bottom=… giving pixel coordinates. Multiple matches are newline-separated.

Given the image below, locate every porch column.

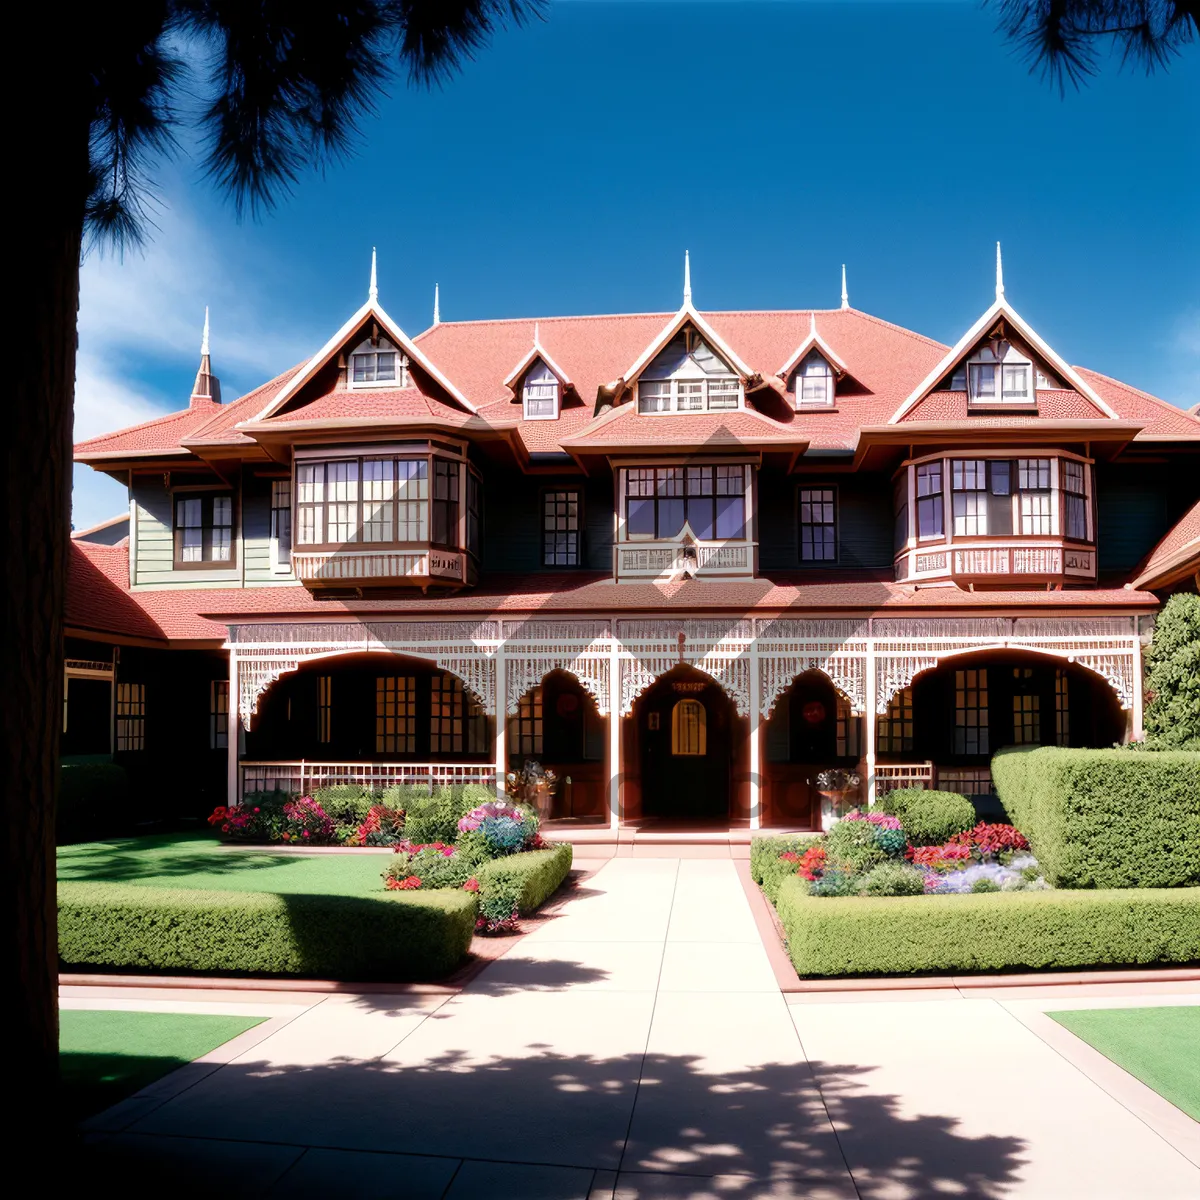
left=494, top=641, right=507, bottom=796
left=1131, top=618, right=1145, bottom=742
left=227, top=648, right=240, bottom=806
left=748, top=639, right=761, bottom=829
left=864, top=639, right=878, bottom=806
left=608, top=637, right=621, bottom=829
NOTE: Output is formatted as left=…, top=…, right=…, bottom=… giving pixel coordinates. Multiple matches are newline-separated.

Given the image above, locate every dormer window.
left=966, top=340, right=1033, bottom=406
left=349, top=336, right=409, bottom=389
left=522, top=361, right=560, bottom=420
left=637, top=331, right=740, bottom=414
left=795, top=352, right=834, bottom=408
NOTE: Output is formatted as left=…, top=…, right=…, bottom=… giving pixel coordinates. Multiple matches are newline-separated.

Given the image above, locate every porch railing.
left=240, top=760, right=498, bottom=800
left=873, top=762, right=995, bottom=798
left=874, top=762, right=934, bottom=794
left=935, top=767, right=995, bottom=796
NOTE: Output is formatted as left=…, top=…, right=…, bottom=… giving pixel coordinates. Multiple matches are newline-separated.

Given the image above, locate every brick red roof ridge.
left=1131, top=500, right=1200, bottom=589
left=188, top=362, right=308, bottom=441
left=74, top=405, right=205, bottom=453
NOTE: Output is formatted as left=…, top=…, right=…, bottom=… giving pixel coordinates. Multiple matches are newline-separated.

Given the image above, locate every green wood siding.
left=131, top=479, right=242, bottom=588
left=1096, top=465, right=1170, bottom=575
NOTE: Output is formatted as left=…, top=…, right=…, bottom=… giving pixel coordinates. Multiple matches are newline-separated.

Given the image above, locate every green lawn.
left=58, top=832, right=388, bottom=895
left=61, top=1009, right=264, bottom=1121
left=1050, top=1006, right=1200, bottom=1121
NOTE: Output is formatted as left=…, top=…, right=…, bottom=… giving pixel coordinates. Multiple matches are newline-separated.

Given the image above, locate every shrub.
left=280, top=796, right=336, bottom=844
left=1142, top=594, right=1200, bottom=750
left=312, top=786, right=377, bottom=841
left=350, top=805, right=406, bottom=847
left=750, top=835, right=822, bottom=897
left=476, top=843, right=573, bottom=915
left=808, top=866, right=860, bottom=897
left=775, top=876, right=1200, bottom=977
left=877, top=788, right=976, bottom=846
left=58, top=762, right=130, bottom=844
left=58, top=882, right=476, bottom=980
left=404, top=784, right=497, bottom=845
left=458, top=800, right=540, bottom=856
left=862, top=862, right=926, bottom=897
left=992, top=746, right=1200, bottom=889
left=824, top=818, right=887, bottom=873
left=383, top=842, right=469, bottom=890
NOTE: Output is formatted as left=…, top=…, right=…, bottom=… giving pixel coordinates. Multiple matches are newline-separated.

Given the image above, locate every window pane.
left=543, top=489, right=581, bottom=566
left=1002, top=363, right=1030, bottom=400
left=374, top=352, right=396, bottom=382
left=1066, top=494, right=1087, bottom=540
left=706, top=379, right=738, bottom=410
left=916, top=462, right=942, bottom=497
left=969, top=363, right=996, bottom=399
left=1020, top=492, right=1052, bottom=535
left=990, top=461, right=1011, bottom=496
left=952, top=490, right=987, bottom=536
left=715, top=495, right=745, bottom=540
left=638, top=381, right=671, bottom=413
left=362, top=459, right=395, bottom=542
left=351, top=353, right=373, bottom=383
left=917, top=494, right=944, bottom=537
left=1063, top=460, right=1085, bottom=494
left=799, top=488, right=836, bottom=561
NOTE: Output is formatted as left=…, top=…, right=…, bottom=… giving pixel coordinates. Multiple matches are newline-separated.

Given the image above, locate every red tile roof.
left=1131, top=501, right=1200, bottom=590
left=902, top=389, right=1108, bottom=423
left=260, top=385, right=481, bottom=428
left=66, top=542, right=164, bottom=641
left=560, top=404, right=807, bottom=450
left=1074, top=368, right=1200, bottom=439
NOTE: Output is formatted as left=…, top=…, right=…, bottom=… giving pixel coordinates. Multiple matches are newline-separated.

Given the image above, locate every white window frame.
left=522, top=364, right=561, bottom=420
left=636, top=376, right=742, bottom=414
left=269, top=479, right=292, bottom=573
left=795, top=353, right=834, bottom=408
left=966, top=340, right=1034, bottom=407
left=348, top=337, right=410, bottom=390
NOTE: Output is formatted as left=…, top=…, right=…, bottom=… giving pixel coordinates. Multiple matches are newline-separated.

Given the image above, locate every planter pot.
left=818, top=789, right=858, bottom=831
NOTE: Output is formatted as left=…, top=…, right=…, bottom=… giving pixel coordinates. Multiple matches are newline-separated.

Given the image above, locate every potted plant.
left=815, top=768, right=861, bottom=831
left=505, top=760, right=559, bottom=822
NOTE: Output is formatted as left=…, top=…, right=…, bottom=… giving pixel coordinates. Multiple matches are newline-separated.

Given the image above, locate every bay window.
left=951, top=460, right=989, bottom=536
left=915, top=462, right=944, bottom=538
left=174, top=492, right=234, bottom=565
left=1017, top=458, right=1052, bottom=535
left=624, top=466, right=746, bottom=541
left=1063, top=459, right=1088, bottom=540
left=432, top=459, right=459, bottom=546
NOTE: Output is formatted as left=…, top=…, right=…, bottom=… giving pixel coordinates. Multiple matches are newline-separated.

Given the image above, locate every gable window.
left=796, top=353, right=834, bottom=407
left=1062, top=460, right=1088, bottom=540
left=543, top=489, right=582, bottom=566
left=270, top=480, right=292, bottom=572
left=915, top=463, right=944, bottom=538
left=523, top=362, right=560, bottom=420
left=625, top=466, right=746, bottom=541
left=116, top=683, right=145, bottom=751
left=798, top=487, right=837, bottom=561
left=637, top=331, right=740, bottom=413
left=349, top=336, right=409, bottom=388
left=174, top=492, right=234, bottom=565
left=1017, top=458, right=1052, bottom=535
left=967, top=341, right=1033, bottom=406
left=210, top=680, right=229, bottom=750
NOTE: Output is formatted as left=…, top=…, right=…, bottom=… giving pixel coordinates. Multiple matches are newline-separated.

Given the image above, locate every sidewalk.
left=68, top=858, right=1200, bottom=1199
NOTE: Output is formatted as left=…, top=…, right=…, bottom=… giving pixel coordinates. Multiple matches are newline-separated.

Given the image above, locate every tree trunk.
left=5, top=115, right=89, bottom=1143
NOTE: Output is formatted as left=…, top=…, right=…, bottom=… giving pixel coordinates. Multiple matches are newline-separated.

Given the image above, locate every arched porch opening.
left=763, top=669, right=862, bottom=829
left=246, top=650, right=493, bottom=770
left=624, top=665, right=745, bottom=825
left=508, top=670, right=607, bottom=823
left=877, top=648, right=1125, bottom=801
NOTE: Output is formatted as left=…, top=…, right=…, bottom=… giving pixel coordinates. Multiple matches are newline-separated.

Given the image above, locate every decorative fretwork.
left=505, top=654, right=611, bottom=716
left=759, top=654, right=867, bottom=718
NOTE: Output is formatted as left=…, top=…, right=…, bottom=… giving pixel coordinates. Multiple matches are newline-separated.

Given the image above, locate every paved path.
left=71, top=859, right=1200, bottom=1199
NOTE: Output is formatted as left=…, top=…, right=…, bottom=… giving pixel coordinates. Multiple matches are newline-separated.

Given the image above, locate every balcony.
left=617, top=538, right=756, bottom=582
left=292, top=546, right=475, bottom=589
left=895, top=539, right=1096, bottom=586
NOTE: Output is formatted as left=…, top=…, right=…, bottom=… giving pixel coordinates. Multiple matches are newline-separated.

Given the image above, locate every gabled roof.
left=501, top=330, right=573, bottom=392
left=776, top=313, right=851, bottom=379
left=1131, top=500, right=1200, bottom=591
left=889, top=297, right=1121, bottom=423
left=617, top=303, right=756, bottom=387
left=251, top=298, right=475, bottom=420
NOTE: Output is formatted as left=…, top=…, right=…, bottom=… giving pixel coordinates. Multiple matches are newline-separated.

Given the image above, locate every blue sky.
left=74, top=0, right=1199, bottom=527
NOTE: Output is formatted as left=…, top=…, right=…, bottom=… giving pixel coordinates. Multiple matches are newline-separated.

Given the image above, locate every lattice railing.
left=240, top=760, right=498, bottom=799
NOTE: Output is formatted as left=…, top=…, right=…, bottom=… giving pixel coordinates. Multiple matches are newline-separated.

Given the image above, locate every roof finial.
left=369, top=246, right=378, bottom=303
left=683, top=250, right=692, bottom=308
left=533, top=321, right=541, bottom=347
left=200, top=305, right=210, bottom=356
left=191, top=306, right=221, bottom=407
left=995, top=241, right=1004, bottom=301
left=840, top=264, right=849, bottom=311
left=810, top=310, right=818, bottom=336
left=433, top=283, right=440, bottom=325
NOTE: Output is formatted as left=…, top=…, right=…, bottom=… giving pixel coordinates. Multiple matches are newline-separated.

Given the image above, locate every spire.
left=995, top=241, right=1004, bottom=301
left=810, top=310, right=818, bottom=336
left=369, top=246, right=378, bottom=303
left=433, top=283, right=440, bottom=325
left=533, top=321, right=541, bottom=348
left=190, top=307, right=221, bottom=408
left=840, top=264, right=849, bottom=311
left=683, top=250, right=692, bottom=308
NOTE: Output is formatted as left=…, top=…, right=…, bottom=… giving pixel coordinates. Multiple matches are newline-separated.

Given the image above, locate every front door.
left=639, top=676, right=730, bottom=821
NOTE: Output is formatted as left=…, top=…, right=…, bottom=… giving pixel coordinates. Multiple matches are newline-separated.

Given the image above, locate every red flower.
left=399, top=875, right=422, bottom=890
left=797, top=845, right=827, bottom=881
left=463, top=877, right=479, bottom=892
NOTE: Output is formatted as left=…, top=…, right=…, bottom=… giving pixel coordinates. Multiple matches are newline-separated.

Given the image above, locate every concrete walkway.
left=70, top=858, right=1200, bottom=1199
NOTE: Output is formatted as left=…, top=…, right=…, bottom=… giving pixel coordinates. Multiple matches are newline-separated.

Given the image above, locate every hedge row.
left=992, top=747, right=1200, bottom=889
left=750, top=835, right=823, bottom=903
left=776, top=875, right=1200, bottom=977
left=58, top=762, right=130, bottom=845
left=58, top=883, right=477, bottom=980
left=478, top=843, right=574, bottom=914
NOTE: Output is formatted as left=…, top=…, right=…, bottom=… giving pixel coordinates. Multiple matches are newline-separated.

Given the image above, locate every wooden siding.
left=1095, top=465, right=1171, bottom=575
left=131, top=477, right=242, bottom=588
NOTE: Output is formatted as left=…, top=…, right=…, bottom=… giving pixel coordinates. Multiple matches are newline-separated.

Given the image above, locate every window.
left=467, top=470, right=482, bottom=558
left=835, top=696, right=859, bottom=758
left=432, top=459, right=460, bottom=546
left=317, top=676, right=332, bottom=743
left=967, top=342, right=1033, bottom=406
left=798, top=488, right=837, bottom=561
left=349, top=337, right=409, bottom=388
left=296, top=457, right=435, bottom=547
left=953, top=669, right=988, bottom=756
left=511, top=686, right=544, bottom=755
left=210, top=681, right=229, bottom=749
left=968, top=363, right=997, bottom=402
left=1055, top=669, right=1070, bottom=746
left=1017, top=459, right=1052, bottom=535
left=877, top=687, right=914, bottom=754
left=1012, top=668, right=1040, bottom=744
left=951, top=460, right=988, bottom=536
left=915, top=463, right=944, bottom=538
left=116, top=683, right=145, bottom=751
left=523, top=362, right=559, bottom=419
left=174, top=493, right=233, bottom=564
left=1063, top=460, right=1088, bottom=540
left=671, top=699, right=706, bottom=756
left=637, top=331, right=740, bottom=413
left=624, top=467, right=746, bottom=541
left=543, top=490, right=582, bottom=566
left=1002, top=363, right=1031, bottom=402
left=796, top=353, right=834, bottom=407
left=430, top=673, right=471, bottom=754
left=376, top=676, right=416, bottom=753
left=270, top=480, right=292, bottom=572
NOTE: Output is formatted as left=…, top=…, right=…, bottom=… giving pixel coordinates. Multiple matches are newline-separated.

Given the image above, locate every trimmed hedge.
left=58, top=762, right=130, bottom=844
left=992, top=747, right=1200, bottom=889
left=876, top=787, right=976, bottom=846
left=750, top=834, right=823, bottom=903
left=477, top=843, right=574, bottom=915
left=776, top=875, right=1200, bottom=977
left=58, top=882, right=476, bottom=980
